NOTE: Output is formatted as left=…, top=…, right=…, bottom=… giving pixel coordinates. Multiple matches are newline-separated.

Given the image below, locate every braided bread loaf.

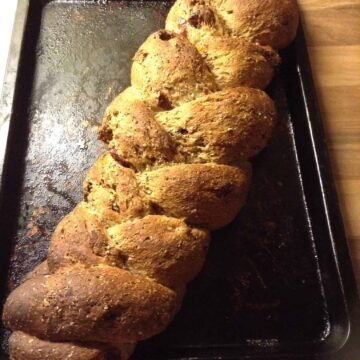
left=2, top=0, right=299, bottom=358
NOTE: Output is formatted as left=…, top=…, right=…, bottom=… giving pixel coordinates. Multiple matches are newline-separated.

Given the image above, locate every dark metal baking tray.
left=0, top=0, right=359, bottom=359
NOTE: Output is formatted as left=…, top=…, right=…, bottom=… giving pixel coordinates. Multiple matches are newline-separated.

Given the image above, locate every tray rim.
left=0, top=0, right=29, bottom=183
left=0, top=1, right=359, bottom=359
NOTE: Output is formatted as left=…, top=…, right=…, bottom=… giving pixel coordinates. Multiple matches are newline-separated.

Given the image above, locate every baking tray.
left=0, top=0, right=359, bottom=359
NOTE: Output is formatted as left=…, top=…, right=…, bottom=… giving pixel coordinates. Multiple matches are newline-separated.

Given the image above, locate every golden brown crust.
left=211, top=0, right=299, bottom=49
left=82, top=152, right=252, bottom=230
left=166, top=0, right=298, bottom=50
left=83, top=153, right=150, bottom=227
left=166, top=0, right=226, bottom=44
left=131, top=30, right=217, bottom=110
left=49, top=206, right=210, bottom=289
left=3, top=266, right=179, bottom=345
left=100, top=87, right=276, bottom=169
left=195, top=36, right=280, bottom=89
left=99, top=87, right=177, bottom=171
left=139, top=162, right=251, bottom=230
left=156, top=87, right=276, bottom=163
left=21, top=261, right=50, bottom=283
left=48, top=204, right=115, bottom=271
left=166, top=0, right=282, bottom=89
left=107, top=215, right=210, bottom=288
left=9, top=332, right=123, bottom=360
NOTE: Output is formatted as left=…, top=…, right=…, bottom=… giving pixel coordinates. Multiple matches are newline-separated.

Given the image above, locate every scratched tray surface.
left=0, top=0, right=340, bottom=359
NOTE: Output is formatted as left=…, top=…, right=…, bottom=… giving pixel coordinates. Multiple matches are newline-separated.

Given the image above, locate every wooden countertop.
left=298, top=0, right=360, bottom=286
